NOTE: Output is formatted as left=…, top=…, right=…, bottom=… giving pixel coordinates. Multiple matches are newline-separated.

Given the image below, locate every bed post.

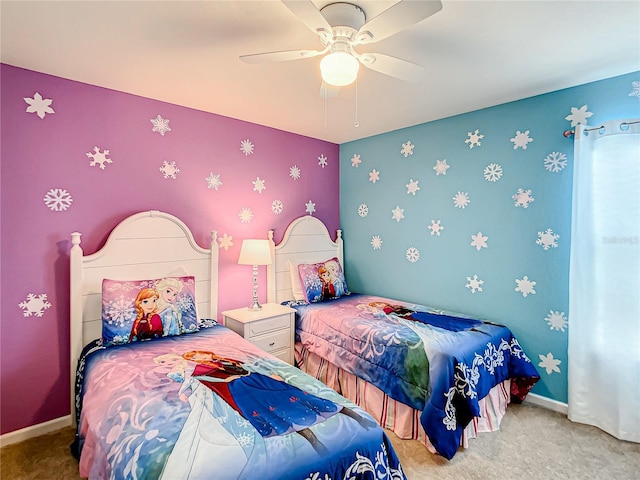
left=209, top=230, right=219, bottom=320
left=266, top=230, right=276, bottom=304
left=336, top=229, right=344, bottom=268
left=69, top=232, right=83, bottom=425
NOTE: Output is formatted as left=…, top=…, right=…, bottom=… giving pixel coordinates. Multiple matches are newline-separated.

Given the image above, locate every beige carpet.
left=1, top=403, right=639, bottom=479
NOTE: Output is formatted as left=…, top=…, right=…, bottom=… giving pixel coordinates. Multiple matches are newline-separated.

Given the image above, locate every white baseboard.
left=0, top=415, right=72, bottom=448
left=523, top=393, right=568, bottom=415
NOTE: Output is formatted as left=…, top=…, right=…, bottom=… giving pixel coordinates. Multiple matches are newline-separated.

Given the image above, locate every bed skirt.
left=295, top=342, right=511, bottom=454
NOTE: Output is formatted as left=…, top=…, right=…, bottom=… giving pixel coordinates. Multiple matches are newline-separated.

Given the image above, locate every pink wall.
left=0, top=64, right=339, bottom=435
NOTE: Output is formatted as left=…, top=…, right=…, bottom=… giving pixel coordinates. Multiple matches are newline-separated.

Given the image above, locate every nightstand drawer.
left=247, top=314, right=291, bottom=337
left=251, top=329, right=291, bottom=353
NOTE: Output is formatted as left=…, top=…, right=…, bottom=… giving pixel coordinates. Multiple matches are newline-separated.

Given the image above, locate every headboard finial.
left=71, top=232, right=82, bottom=247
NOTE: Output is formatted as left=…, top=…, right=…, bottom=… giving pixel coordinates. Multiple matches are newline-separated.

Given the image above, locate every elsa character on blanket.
left=157, top=349, right=375, bottom=479
left=155, top=352, right=249, bottom=480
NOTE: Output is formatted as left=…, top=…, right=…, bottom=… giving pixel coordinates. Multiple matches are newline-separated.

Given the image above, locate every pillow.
left=298, top=257, right=349, bottom=303
left=288, top=261, right=307, bottom=301
left=101, top=275, right=199, bottom=346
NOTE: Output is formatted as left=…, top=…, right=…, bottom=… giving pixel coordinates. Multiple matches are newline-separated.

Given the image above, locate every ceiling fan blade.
left=357, top=52, right=426, bottom=83
left=281, top=0, right=332, bottom=39
left=240, top=48, right=324, bottom=64
left=355, top=0, right=443, bottom=45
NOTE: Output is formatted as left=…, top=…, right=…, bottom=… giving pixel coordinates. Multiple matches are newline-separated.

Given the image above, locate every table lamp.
left=238, top=239, right=272, bottom=310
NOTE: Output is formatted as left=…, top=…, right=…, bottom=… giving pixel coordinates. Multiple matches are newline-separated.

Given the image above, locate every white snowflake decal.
left=433, top=159, right=450, bottom=175
left=369, top=169, right=380, bottom=183
left=565, top=105, right=593, bottom=127
left=427, top=220, right=444, bottom=236
left=218, top=233, right=233, bottom=250
left=515, top=276, right=537, bottom=297
left=290, top=165, right=301, bottom=180
left=18, top=293, right=52, bottom=317
left=238, top=208, right=253, bottom=223
left=401, top=140, right=415, bottom=157
left=484, top=163, right=503, bottom=182
left=24, top=92, right=54, bottom=119
left=159, top=161, right=180, bottom=179
left=470, top=232, right=488, bottom=251
left=391, top=206, right=404, bottom=222
left=465, top=129, right=484, bottom=148
left=545, top=310, right=568, bottom=332
left=351, top=154, right=362, bottom=167
left=240, top=139, right=254, bottom=155
left=538, top=352, right=561, bottom=375
left=510, top=130, right=533, bottom=150
left=543, top=152, right=568, bottom=173
left=453, top=191, right=470, bottom=209
left=629, top=81, right=640, bottom=100
left=536, top=228, right=560, bottom=250
left=317, top=154, right=328, bottom=168
left=371, top=235, right=383, bottom=250
left=406, top=179, right=420, bottom=195
left=271, top=199, right=284, bottom=215
left=85, top=147, right=112, bottom=170
left=406, top=247, right=420, bottom=263
left=43, top=188, right=73, bottom=211
left=305, top=200, right=316, bottom=215
left=252, top=177, right=266, bottom=194
left=357, top=204, right=368, bottom=217
left=465, top=274, right=484, bottom=293
left=513, top=188, right=535, bottom=208
left=150, top=115, right=171, bottom=135
left=205, top=172, right=223, bottom=190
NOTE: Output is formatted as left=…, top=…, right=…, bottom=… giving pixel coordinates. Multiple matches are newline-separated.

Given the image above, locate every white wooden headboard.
left=267, top=216, right=343, bottom=305
left=69, top=210, right=218, bottom=416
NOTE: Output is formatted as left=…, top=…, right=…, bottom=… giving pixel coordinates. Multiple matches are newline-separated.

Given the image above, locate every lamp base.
left=248, top=265, right=262, bottom=310
left=247, top=301, right=263, bottom=311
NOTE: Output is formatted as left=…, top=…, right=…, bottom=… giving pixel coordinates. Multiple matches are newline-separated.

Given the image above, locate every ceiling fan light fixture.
left=320, top=52, right=359, bottom=87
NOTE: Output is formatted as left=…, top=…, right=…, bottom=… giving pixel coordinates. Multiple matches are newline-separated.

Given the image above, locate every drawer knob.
left=269, top=342, right=275, bottom=347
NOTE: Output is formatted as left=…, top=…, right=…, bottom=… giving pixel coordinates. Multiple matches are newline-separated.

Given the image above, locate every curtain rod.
left=563, top=119, right=640, bottom=138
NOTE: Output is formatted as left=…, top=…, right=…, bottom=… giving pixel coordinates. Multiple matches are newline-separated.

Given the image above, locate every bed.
left=69, top=210, right=406, bottom=480
left=266, top=215, right=540, bottom=460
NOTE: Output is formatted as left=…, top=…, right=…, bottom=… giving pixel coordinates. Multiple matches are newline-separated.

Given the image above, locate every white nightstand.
left=222, top=303, right=296, bottom=365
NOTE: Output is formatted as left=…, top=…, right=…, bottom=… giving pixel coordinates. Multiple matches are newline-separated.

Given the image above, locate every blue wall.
left=339, top=71, right=640, bottom=403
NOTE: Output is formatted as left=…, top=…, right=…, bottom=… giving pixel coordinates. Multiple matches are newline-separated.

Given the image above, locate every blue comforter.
left=291, top=294, right=540, bottom=459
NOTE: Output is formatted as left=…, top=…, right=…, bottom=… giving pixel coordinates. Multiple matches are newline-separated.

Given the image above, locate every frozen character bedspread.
left=291, top=294, right=540, bottom=460
left=72, top=323, right=406, bottom=480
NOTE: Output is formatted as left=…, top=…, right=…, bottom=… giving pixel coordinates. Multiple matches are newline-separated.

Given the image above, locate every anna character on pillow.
left=128, top=288, right=163, bottom=342
left=318, top=265, right=336, bottom=301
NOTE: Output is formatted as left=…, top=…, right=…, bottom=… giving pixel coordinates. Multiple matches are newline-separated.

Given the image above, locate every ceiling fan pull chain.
left=324, top=82, right=328, bottom=129
left=354, top=78, right=359, bottom=128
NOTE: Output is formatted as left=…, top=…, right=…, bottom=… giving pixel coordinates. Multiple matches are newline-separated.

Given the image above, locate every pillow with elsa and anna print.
left=101, top=275, right=199, bottom=347
left=298, top=257, right=349, bottom=303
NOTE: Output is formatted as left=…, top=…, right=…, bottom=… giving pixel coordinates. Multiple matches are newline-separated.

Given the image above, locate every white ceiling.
left=2, top=1, right=639, bottom=144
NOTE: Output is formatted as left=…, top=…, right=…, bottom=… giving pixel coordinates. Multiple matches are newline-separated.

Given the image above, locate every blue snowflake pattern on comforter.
left=292, top=294, right=540, bottom=459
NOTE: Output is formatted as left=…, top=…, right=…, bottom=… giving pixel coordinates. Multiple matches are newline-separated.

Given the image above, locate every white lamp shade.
left=238, top=239, right=272, bottom=266
left=320, top=52, right=360, bottom=87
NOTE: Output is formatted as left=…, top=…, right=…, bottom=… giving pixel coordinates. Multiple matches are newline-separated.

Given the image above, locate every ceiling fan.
left=240, top=0, right=443, bottom=87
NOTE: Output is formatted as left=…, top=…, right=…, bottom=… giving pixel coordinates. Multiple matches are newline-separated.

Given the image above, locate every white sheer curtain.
left=568, top=119, right=640, bottom=442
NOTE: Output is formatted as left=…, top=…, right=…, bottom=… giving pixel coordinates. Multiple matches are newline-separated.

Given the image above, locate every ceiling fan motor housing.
left=320, top=2, right=366, bottom=41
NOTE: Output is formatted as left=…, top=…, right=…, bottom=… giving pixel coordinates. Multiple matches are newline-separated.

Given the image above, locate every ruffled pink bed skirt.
left=295, top=343, right=511, bottom=454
